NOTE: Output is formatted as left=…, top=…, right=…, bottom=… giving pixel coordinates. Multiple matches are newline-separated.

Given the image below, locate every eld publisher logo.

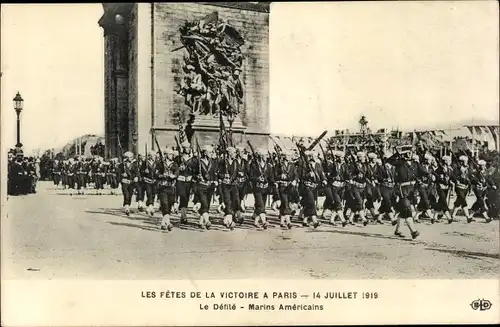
left=470, top=299, right=492, bottom=311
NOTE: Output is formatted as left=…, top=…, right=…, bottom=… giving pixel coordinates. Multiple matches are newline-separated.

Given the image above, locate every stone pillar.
left=99, top=4, right=133, bottom=158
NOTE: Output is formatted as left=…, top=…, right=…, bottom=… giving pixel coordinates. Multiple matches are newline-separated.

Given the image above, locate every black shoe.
left=138, top=207, right=144, bottom=212
left=180, top=219, right=188, bottom=224
left=167, top=223, right=173, bottom=231
left=287, top=223, right=293, bottom=229
left=229, top=222, right=235, bottom=231
left=363, top=220, right=368, bottom=226
left=302, top=222, right=309, bottom=227
left=430, top=218, right=435, bottom=224
left=313, top=221, right=320, bottom=229
left=411, top=230, right=420, bottom=239
left=206, top=221, right=212, bottom=230
left=391, top=220, right=398, bottom=226
left=485, top=218, right=492, bottom=223
left=467, top=217, right=474, bottom=224
left=447, top=219, right=453, bottom=224
left=262, top=222, right=268, bottom=230
left=126, top=211, right=130, bottom=216
left=394, top=231, right=405, bottom=238
left=342, top=221, right=348, bottom=227
left=376, top=219, right=383, bottom=224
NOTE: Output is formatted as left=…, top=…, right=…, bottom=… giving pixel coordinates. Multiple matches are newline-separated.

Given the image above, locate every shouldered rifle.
left=246, top=140, right=257, bottom=164
left=174, top=136, right=182, bottom=165
left=195, top=136, right=202, bottom=178
left=295, top=142, right=318, bottom=182
left=117, top=136, right=124, bottom=161
left=307, top=130, right=328, bottom=151
left=153, top=133, right=166, bottom=173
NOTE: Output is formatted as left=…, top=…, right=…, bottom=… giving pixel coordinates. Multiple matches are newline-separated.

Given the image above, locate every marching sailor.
left=249, top=149, right=274, bottom=229
left=119, top=151, right=139, bottom=216
left=451, top=155, right=473, bottom=223
left=193, top=145, right=218, bottom=229
left=156, top=148, right=179, bottom=231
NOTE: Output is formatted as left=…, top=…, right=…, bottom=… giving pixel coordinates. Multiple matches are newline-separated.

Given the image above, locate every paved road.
left=2, top=181, right=499, bottom=280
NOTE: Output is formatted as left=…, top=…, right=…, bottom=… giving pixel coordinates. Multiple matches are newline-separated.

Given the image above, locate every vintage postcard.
left=1, top=1, right=499, bottom=326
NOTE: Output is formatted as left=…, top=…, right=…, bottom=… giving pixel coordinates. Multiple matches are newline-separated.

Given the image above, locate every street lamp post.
left=13, top=92, right=24, bottom=148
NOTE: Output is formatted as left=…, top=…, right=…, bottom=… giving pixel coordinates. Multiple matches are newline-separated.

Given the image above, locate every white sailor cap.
left=412, top=154, right=420, bottom=161
left=226, top=147, right=236, bottom=154
left=424, top=152, right=433, bottom=160
left=336, top=151, right=346, bottom=158
left=367, top=152, right=377, bottom=159
left=148, top=150, right=156, bottom=157
left=164, top=148, right=174, bottom=155
left=304, top=150, right=313, bottom=157
left=256, top=149, right=267, bottom=156
left=357, top=152, right=366, bottom=158
left=181, top=141, right=191, bottom=148
left=203, top=145, right=214, bottom=153
left=124, top=151, right=133, bottom=158
left=375, top=158, right=382, bottom=165
left=478, top=159, right=486, bottom=166
left=459, top=155, right=468, bottom=162
left=236, top=146, right=245, bottom=153
left=442, top=155, right=451, bottom=162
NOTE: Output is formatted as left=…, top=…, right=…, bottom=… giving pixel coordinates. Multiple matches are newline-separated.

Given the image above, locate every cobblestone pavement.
left=2, top=182, right=498, bottom=280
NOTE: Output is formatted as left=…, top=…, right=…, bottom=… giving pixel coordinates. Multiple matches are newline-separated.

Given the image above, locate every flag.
left=179, top=121, right=188, bottom=145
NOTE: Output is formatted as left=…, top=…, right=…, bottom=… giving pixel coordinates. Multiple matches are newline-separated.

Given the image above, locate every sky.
left=1, top=2, right=499, bottom=154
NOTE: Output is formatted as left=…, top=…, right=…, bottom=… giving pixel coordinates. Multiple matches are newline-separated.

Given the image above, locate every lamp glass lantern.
left=13, top=92, right=24, bottom=114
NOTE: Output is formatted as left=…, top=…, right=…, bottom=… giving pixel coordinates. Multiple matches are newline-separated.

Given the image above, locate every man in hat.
left=192, top=144, right=218, bottom=229
left=10, top=152, right=26, bottom=195
left=413, top=152, right=436, bottom=223
left=433, top=155, right=454, bottom=223
left=323, top=150, right=349, bottom=226
left=365, top=152, right=380, bottom=222
left=119, top=151, right=139, bottom=216
left=450, top=155, right=473, bottom=223
left=236, top=146, right=249, bottom=212
left=346, top=152, right=369, bottom=226
left=134, top=154, right=146, bottom=212
left=217, top=146, right=239, bottom=230
left=93, top=157, right=107, bottom=195
left=392, top=149, right=420, bottom=239
left=176, top=141, right=196, bottom=224
left=156, top=148, right=179, bottom=231
left=249, top=149, right=274, bottom=229
left=140, top=151, right=158, bottom=215
left=298, top=150, right=325, bottom=228
left=375, top=156, right=397, bottom=224
left=74, top=156, right=87, bottom=195
left=470, top=159, right=492, bottom=222
left=107, top=158, right=120, bottom=195
left=274, top=149, right=299, bottom=229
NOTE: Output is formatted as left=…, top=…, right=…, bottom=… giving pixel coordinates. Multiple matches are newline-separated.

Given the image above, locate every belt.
left=256, top=182, right=268, bottom=189
left=177, top=175, right=192, bottom=182
left=158, top=180, right=175, bottom=187
left=304, top=181, right=317, bottom=188
left=98, top=173, right=106, bottom=176
left=439, top=184, right=449, bottom=190
left=400, top=181, right=416, bottom=186
left=198, top=180, right=215, bottom=186
left=54, top=172, right=61, bottom=175
left=382, top=182, right=395, bottom=188
left=222, top=178, right=233, bottom=185
left=456, top=183, right=468, bottom=189
left=332, top=181, right=345, bottom=188
left=237, top=177, right=246, bottom=182
left=277, top=180, right=290, bottom=185
left=121, top=178, right=131, bottom=184
left=143, top=177, right=155, bottom=184
left=352, top=181, right=366, bottom=188
left=67, top=173, right=74, bottom=176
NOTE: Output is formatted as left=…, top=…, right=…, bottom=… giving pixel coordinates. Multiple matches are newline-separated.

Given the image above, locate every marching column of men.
left=39, top=142, right=500, bottom=239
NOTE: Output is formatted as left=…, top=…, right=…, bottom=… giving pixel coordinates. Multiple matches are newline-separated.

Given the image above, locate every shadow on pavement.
left=425, top=247, right=499, bottom=260
left=306, top=228, right=421, bottom=243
